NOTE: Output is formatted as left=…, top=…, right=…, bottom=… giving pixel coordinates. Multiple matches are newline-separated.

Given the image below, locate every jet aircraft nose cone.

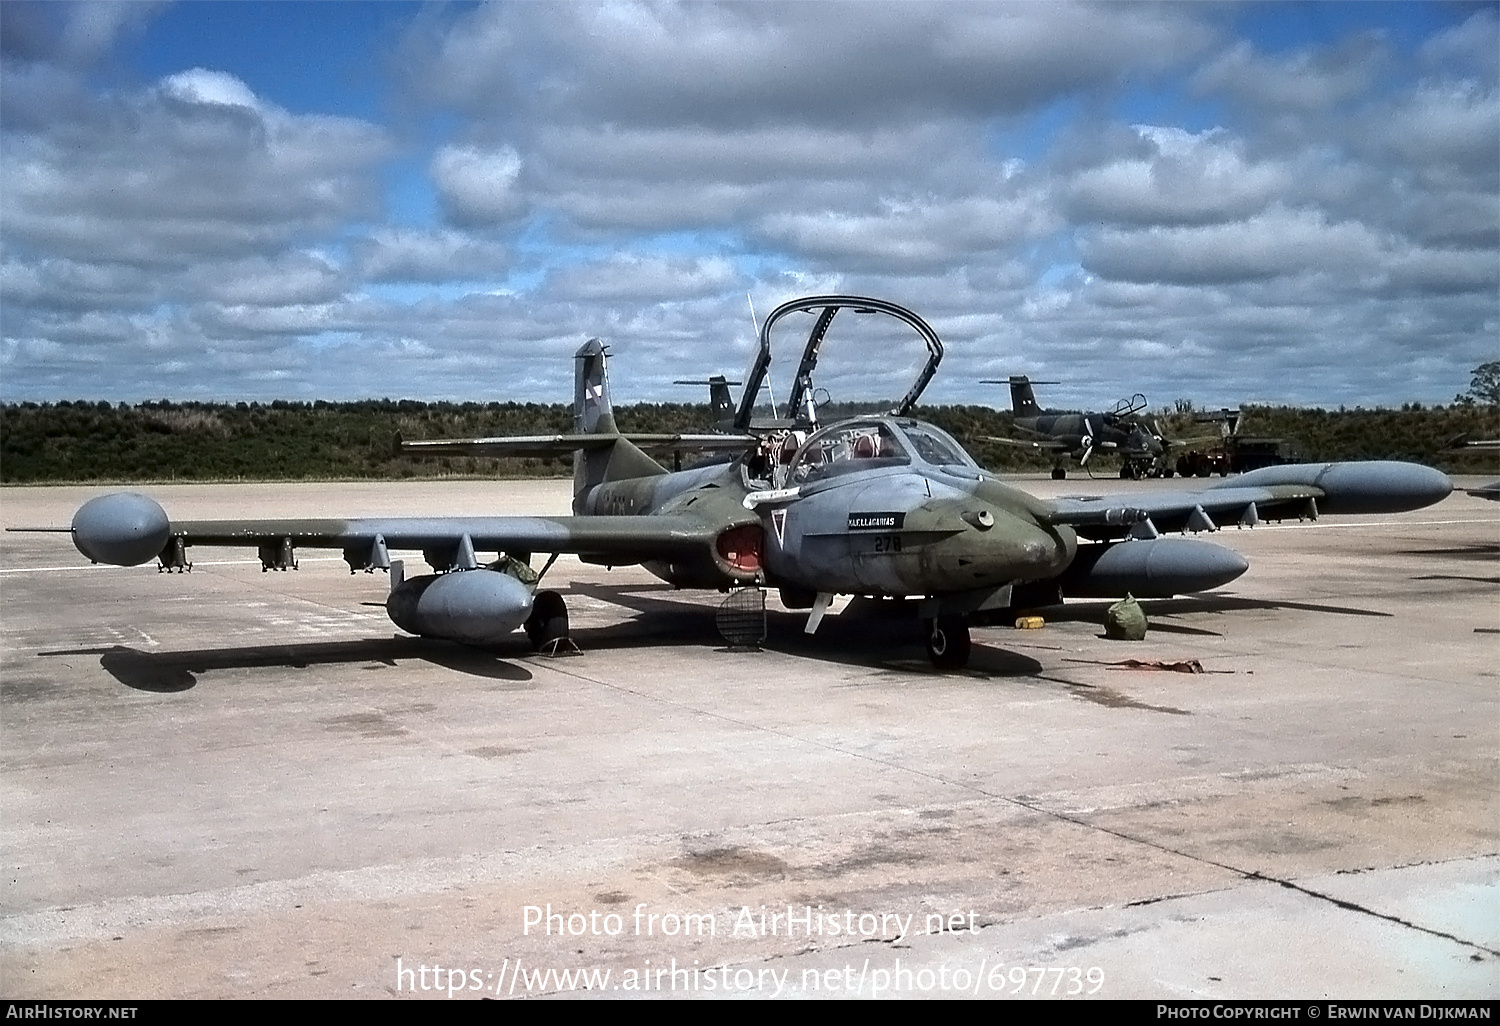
left=974, top=508, right=1073, bottom=580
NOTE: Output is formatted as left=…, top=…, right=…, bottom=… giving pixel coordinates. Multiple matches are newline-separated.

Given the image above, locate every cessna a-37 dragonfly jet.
left=57, top=296, right=1452, bottom=669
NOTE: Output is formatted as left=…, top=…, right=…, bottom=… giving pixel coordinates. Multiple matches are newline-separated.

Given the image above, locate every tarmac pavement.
left=1, top=476, right=1495, bottom=999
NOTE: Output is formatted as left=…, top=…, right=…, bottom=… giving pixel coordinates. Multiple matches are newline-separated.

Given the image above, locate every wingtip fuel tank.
left=1217, top=462, right=1452, bottom=515
left=71, top=492, right=171, bottom=567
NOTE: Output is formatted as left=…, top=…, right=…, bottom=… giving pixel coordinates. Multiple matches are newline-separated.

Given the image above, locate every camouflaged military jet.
left=54, top=296, right=1454, bottom=670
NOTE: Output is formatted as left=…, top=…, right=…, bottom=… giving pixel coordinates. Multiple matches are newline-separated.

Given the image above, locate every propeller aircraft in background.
left=985, top=377, right=1224, bottom=480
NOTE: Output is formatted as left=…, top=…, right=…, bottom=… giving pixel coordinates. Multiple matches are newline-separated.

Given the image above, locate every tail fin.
left=1009, top=375, right=1043, bottom=419
left=707, top=375, right=735, bottom=432
left=574, top=339, right=617, bottom=435
left=673, top=375, right=739, bottom=432
left=572, top=339, right=664, bottom=512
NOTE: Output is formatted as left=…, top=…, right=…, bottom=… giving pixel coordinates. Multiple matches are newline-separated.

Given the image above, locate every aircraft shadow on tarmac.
left=32, top=585, right=1399, bottom=695
left=1395, top=542, right=1500, bottom=561
left=1034, top=594, right=1392, bottom=639
left=552, top=580, right=1403, bottom=674
left=37, top=637, right=534, bottom=693
left=562, top=581, right=728, bottom=648
left=1134, top=594, right=1394, bottom=619
left=564, top=581, right=1045, bottom=678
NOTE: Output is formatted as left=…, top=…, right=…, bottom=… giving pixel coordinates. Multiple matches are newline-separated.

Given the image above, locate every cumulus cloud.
left=161, top=68, right=262, bottom=109
left=1080, top=206, right=1384, bottom=286
left=539, top=181, right=768, bottom=234
left=0, top=256, right=157, bottom=313
left=0, top=0, right=164, bottom=67
left=195, top=253, right=348, bottom=306
left=758, top=194, right=1055, bottom=272
left=533, top=122, right=989, bottom=191
left=1382, top=82, right=1500, bottom=184
left=0, top=60, right=393, bottom=396
left=2, top=70, right=391, bottom=266
left=1192, top=33, right=1385, bottom=113
left=431, top=144, right=526, bottom=225
left=1382, top=245, right=1500, bottom=297
left=405, top=2, right=1214, bottom=128
left=1065, top=126, right=1292, bottom=226
left=548, top=254, right=741, bottom=302
left=352, top=228, right=511, bottom=283
left=190, top=301, right=348, bottom=340
left=1, top=3, right=1495, bottom=406
left=1419, top=8, right=1499, bottom=83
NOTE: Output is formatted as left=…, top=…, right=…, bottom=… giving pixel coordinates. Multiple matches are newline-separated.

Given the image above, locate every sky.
left=1, top=1, right=1496, bottom=410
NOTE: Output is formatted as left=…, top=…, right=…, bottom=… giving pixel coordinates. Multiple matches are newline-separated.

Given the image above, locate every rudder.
left=707, top=375, right=735, bottom=432
left=574, top=339, right=617, bottom=435
left=1009, top=375, right=1043, bottom=419
left=572, top=339, right=664, bottom=513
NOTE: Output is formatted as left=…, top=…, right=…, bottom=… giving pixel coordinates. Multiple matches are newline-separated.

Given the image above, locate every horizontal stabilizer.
left=401, top=433, right=757, bottom=458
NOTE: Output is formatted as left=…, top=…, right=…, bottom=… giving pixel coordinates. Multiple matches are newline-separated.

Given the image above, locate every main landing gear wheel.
left=525, top=590, right=573, bottom=654
left=1051, top=467, right=1066, bottom=480
left=925, top=616, right=971, bottom=670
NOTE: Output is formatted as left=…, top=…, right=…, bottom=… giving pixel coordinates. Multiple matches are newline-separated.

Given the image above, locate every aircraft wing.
left=1049, top=462, right=1452, bottom=539
left=1051, top=483, right=1322, bottom=537
left=983, top=435, right=1073, bottom=453
left=169, top=514, right=716, bottom=561
left=401, top=433, right=756, bottom=458
left=66, top=491, right=733, bottom=570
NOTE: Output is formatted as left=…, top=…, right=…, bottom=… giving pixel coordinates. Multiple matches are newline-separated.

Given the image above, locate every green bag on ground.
left=1105, top=594, right=1148, bottom=640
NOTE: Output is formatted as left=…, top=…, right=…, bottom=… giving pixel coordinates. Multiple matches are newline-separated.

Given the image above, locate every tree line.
left=1, top=397, right=1495, bottom=484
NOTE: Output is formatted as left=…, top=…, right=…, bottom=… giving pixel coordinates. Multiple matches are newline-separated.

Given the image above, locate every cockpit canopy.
left=787, top=418, right=978, bottom=485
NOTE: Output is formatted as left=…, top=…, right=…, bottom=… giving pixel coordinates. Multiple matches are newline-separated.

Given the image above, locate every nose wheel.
left=925, top=616, right=971, bottom=670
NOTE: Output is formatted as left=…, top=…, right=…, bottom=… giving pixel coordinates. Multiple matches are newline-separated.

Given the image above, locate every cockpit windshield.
left=789, top=422, right=909, bottom=484
left=896, top=422, right=977, bottom=469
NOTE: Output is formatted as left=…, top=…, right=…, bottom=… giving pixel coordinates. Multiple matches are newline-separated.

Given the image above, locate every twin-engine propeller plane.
left=43, top=296, right=1452, bottom=669
left=984, top=376, right=1219, bottom=481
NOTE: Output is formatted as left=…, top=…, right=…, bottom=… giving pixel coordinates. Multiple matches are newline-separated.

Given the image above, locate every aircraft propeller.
left=1080, top=413, right=1105, bottom=465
